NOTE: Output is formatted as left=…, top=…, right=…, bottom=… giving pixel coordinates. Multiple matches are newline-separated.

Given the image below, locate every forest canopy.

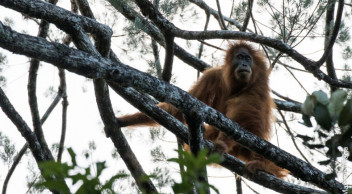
left=0, top=0, right=351, bottom=193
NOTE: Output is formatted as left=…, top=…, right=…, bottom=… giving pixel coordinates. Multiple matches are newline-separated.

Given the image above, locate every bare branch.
left=107, top=0, right=210, bottom=71
left=0, top=88, right=68, bottom=194
left=324, top=0, right=338, bottom=92
left=274, top=99, right=302, bottom=113
left=2, top=143, right=28, bottom=194
left=241, top=0, right=253, bottom=32
left=277, top=110, right=310, bottom=164
left=189, top=0, right=243, bottom=30
left=27, top=0, right=59, bottom=161
left=215, top=0, right=227, bottom=30
left=161, top=34, right=175, bottom=82
left=57, top=68, right=68, bottom=162
left=73, top=0, right=157, bottom=192
left=316, top=0, right=344, bottom=67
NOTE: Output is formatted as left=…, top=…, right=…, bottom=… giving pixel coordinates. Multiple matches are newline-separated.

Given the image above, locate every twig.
left=272, top=90, right=300, bottom=104
left=107, top=0, right=210, bottom=71
left=324, top=0, right=338, bottom=92
left=57, top=0, right=76, bottom=162
left=161, top=34, right=175, bottom=82
left=283, top=66, right=310, bottom=95
left=316, top=0, right=344, bottom=67
left=57, top=68, right=68, bottom=162
left=189, top=0, right=243, bottom=30
left=235, top=173, right=242, bottom=194
left=27, top=0, right=59, bottom=161
left=197, top=12, right=210, bottom=78
left=0, top=88, right=68, bottom=194
left=277, top=110, right=311, bottom=164
left=215, top=0, right=227, bottom=30
left=197, top=40, right=226, bottom=51
left=151, top=39, right=162, bottom=78
left=241, top=0, right=253, bottom=32
left=2, top=144, right=28, bottom=194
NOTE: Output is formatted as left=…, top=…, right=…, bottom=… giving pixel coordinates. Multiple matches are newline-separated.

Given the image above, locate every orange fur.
left=117, top=41, right=288, bottom=179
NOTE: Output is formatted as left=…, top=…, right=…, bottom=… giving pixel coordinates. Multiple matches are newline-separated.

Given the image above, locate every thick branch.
left=0, top=0, right=112, bottom=39
left=73, top=1, right=157, bottom=192
left=108, top=83, right=325, bottom=194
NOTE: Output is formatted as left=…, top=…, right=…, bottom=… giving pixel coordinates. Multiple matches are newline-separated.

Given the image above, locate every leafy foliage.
left=301, top=90, right=352, bottom=167
left=36, top=148, right=128, bottom=194
left=0, top=52, right=7, bottom=86
left=168, top=149, right=221, bottom=194
left=0, top=132, right=15, bottom=165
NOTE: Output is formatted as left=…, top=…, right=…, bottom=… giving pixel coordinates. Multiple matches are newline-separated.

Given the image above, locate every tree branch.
left=107, top=0, right=210, bottom=71
left=0, top=88, right=68, bottom=194
left=274, top=99, right=302, bottom=113
left=108, top=83, right=326, bottom=194
left=27, top=0, right=59, bottom=161
left=324, top=0, right=338, bottom=92
left=0, top=0, right=112, bottom=38
left=57, top=68, right=68, bottom=162
left=316, top=0, right=344, bottom=67
left=189, top=0, right=243, bottom=30
left=73, top=0, right=157, bottom=192
left=241, top=0, right=253, bottom=32
left=161, top=33, right=175, bottom=82
left=2, top=143, right=28, bottom=194
left=215, top=0, right=227, bottom=30
left=130, top=0, right=351, bottom=89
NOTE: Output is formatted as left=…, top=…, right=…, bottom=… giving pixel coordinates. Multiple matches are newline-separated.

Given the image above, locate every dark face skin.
left=232, top=48, right=253, bottom=82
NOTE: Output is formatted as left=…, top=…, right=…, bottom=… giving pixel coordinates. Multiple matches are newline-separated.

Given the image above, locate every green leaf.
left=314, top=104, right=332, bottom=131
left=38, top=180, right=71, bottom=194
left=96, top=162, right=106, bottom=177
left=312, top=90, right=329, bottom=105
left=67, top=147, right=77, bottom=166
left=302, top=114, right=313, bottom=127
left=101, top=174, right=128, bottom=191
left=338, top=99, right=352, bottom=127
left=302, top=95, right=316, bottom=116
left=328, top=89, right=347, bottom=120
